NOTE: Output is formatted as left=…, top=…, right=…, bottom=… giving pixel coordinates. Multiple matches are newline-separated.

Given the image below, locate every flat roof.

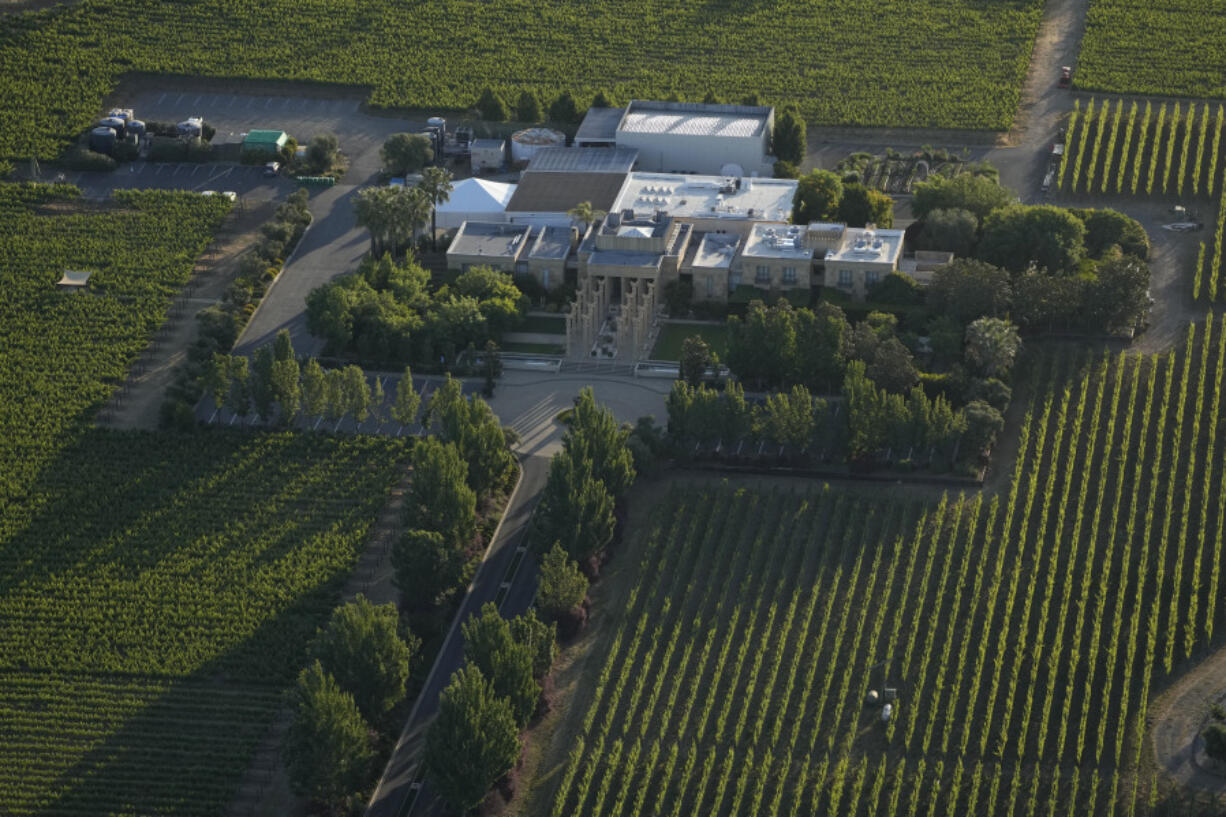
left=690, top=233, right=740, bottom=269
left=505, top=171, right=628, bottom=214
left=587, top=249, right=664, bottom=269
left=613, top=172, right=795, bottom=222
left=56, top=269, right=93, bottom=288
left=575, top=106, right=626, bottom=142
left=447, top=221, right=531, bottom=259
left=470, top=138, right=505, bottom=149
left=618, top=100, right=771, bottom=140
left=528, top=225, right=572, bottom=260
left=825, top=228, right=905, bottom=265
left=742, top=223, right=814, bottom=260
left=244, top=129, right=286, bottom=144
left=527, top=146, right=639, bottom=174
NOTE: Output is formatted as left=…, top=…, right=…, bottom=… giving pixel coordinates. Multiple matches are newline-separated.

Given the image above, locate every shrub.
left=61, top=146, right=117, bottom=171
left=1204, top=723, right=1226, bottom=761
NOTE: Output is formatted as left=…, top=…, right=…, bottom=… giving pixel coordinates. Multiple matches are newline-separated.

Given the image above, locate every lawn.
left=0, top=0, right=1047, bottom=159
left=535, top=318, right=1226, bottom=816
left=650, top=322, right=728, bottom=361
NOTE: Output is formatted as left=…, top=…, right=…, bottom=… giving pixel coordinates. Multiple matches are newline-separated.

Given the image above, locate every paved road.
left=366, top=449, right=552, bottom=817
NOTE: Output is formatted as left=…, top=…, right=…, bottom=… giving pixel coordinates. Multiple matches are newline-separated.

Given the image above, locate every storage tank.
left=99, top=116, right=126, bottom=136
left=426, top=116, right=446, bottom=130
left=510, top=127, right=565, bottom=163
left=88, top=126, right=117, bottom=154
left=126, top=119, right=146, bottom=139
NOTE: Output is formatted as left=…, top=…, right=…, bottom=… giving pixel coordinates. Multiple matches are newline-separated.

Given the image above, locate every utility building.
left=576, top=100, right=776, bottom=176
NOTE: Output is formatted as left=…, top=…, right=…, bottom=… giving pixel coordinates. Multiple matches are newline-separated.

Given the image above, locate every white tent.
left=436, top=178, right=516, bottom=230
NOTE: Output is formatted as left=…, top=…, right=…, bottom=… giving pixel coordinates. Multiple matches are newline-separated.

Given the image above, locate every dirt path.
left=1148, top=647, right=1226, bottom=798
left=95, top=200, right=275, bottom=430
left=225, top=469, right=410, bottom=817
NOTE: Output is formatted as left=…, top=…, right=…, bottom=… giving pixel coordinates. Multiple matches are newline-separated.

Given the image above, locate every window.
left=782, top=266, right=797, bottom=284
left=515, top=261, right=529, bottom=274
left=755, top=265, right=770, bottom=283
left=706, top=275, right=713, bottom=296
left=729, top=270, right=742, bottom=289
left=838, top=269, right=853, bottom=288
left=865, top=270, right=881, bottom=286
left=542, top=268, right=550, bottom=289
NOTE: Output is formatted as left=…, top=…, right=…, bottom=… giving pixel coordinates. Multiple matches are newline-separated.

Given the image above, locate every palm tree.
left=567, top=200, right=606, bottom=230
left=355, top=187, right=392, bottom=255
left=418, top=167, right=454, bottom=251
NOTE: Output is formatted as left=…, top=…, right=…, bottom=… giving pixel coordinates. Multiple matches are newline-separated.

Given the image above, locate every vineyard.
left=0, top=0, right=1048, bottom=159
left=545, top=317, right=1226, bottom=816
left=0, top=183, right=410, bottom=814
left=1056, top=98, right=1226, bottom=302
left=1078, top=0, right=1226, bottom=101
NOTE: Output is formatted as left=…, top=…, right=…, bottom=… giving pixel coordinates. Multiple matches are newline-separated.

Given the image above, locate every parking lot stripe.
left=174, top=94, right=184, bottom=105
left=157, top=93, right=166, bottom=104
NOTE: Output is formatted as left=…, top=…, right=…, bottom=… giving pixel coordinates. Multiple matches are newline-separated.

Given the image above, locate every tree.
left=962, top=399, right=1005, bottom=458
left=270, top=357, right=301, bottom=422
left=773, top=106, right=806, bottom=165
left=792, top=169, right=842, bottom=224
left=324, top=368, right=347, bottom=420
left=305, top=133, right=339, bottom=173
left=761, top=385, right=820, bottom=448
left=965, top=318, right=1022, bottom=378
left=313, top=595, right=417, bottom=721
left=515, top=90, right=542, bottom=123
left=725, top=300, right=799, bottom=390
left=977, top=204, right=1087, bottom=275
left=679, top=335, right=715, bottom=386
left=462, top=604, right=541, bottom=725
left=917, top=207, right=979, bottom=257
left=792, top=301, right=849, bottom=393
left=301, top=358, right=327, bottom=417
left=1083, top=253, right=1151, bottom=335
left=250, top=345, right=275, bottom=421
left=927, top=259, right=1013, bottom=324
left=535, top=452, right=615, bottom=562
left=1071, top=207, right=1150, bottom=259
left=549, top=91, right=581, bottom=124
left=425, top=665, right=520, bottom=814
left=341, top=364, right=371, bottom=422
left=911, top=172, right=1015, bottom=224
left=224, top=356, right=251, bottom=417
left=702, top=91, right=722, bottom=104
left=273, top=328, right=295, bottom=362
left=381, top=132, right=433, bottom=176
left=509, top=608, right=556, bottom=679
left=391, top=366, right=420, bottom=426
left=475, top=87, right=508, bottom=121
left=837, top=182, right=894, bottom=228
left=393, top=528, right=470, bottom=607
left=283, top=661, right=373, bottom=806
left=407, top=438, right=477, bottom=544
left=564, top=387, right=635, bottom=498
left=567, top=200, right=605, bottom=229
left=867, top=272, right=923, bottom=305
left=847, top=322, right=918, bottom=393
left=204, top=352, right=230, bottom=408
left=482, top=340, right=502, bottom=396
left=537, top=542, right=589, bottom=619
left=418, top=167, right=454, bottom=251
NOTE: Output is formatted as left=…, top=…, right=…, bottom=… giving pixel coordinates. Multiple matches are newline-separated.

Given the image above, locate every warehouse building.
left=575, top=100, right=776, bottom=176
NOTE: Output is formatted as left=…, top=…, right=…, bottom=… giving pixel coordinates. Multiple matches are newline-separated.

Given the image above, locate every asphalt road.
left=366, top=450, right=552, bottom=817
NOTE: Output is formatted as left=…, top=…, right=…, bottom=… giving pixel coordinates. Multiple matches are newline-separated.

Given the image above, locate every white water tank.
left=511, top=128, right=566, bottom=163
